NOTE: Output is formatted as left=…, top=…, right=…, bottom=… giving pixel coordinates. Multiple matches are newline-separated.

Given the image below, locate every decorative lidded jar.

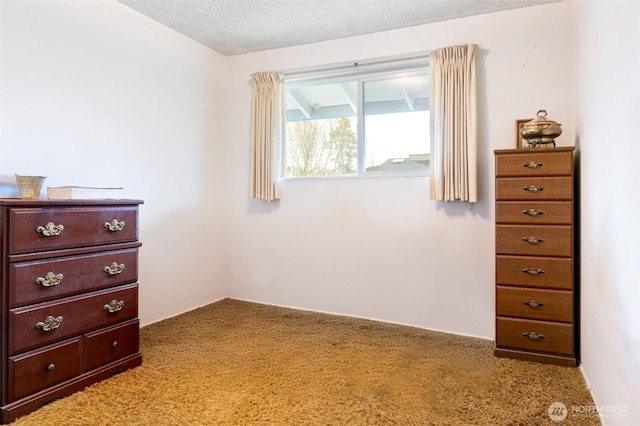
left=520, top=109, right=562, bottom=147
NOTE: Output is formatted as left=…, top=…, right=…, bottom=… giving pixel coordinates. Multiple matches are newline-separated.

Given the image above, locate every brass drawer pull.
left=522, top=236, right=544, bottom=244
left=104, top=262, right=125, bottom=275
left=36, top=272, right=64, bottom=287
left=522, top=209, right=544, bottom=217
left=523, top=300, right=544, bottom=308
left=112, top=341, right=119, bottom=348
left=47, top=364, right=56, bottom=372
left=36, top=315, right=63, bottom=332
left=104, top=300, right=124, bottom=313
left=522, top=268, right=545, bottom=275
left=522, top=161, right=544, bottom=169
left=522, top=331, right=545, bottom=340
left=36, top=222, right=64, bottom=237
left=104, top=219, right=125, bottom=232
left=522, top=185, right=544, bottom=193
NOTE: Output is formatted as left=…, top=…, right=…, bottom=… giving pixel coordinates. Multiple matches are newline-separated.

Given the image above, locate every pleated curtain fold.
left=250, top=72, right=284, bottom=202
left=429, top=44, right=479, bottom=203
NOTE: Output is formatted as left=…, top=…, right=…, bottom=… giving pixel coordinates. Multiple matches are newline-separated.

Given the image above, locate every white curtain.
left=429, top=44, right=479, bottom=202
left=250, top=72, right=284, bottom=202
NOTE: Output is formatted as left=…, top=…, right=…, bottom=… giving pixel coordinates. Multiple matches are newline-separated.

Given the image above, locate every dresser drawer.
left=10, top=248, right=139, bottom=308
left=496, top=177, right=573, bottom=201
left=496, top=286, right=573, bottom=323
left=9, top=284, right=138, bottom=355
left=8, top=338, right=82, bottom=401
left=85, top=319, right=140, bottom=371
left=496, top=150, right=573, bottom=177
left=496, top=256, right=573, bottom=290
left=9, top=206, right=138, bottom=255
left=496, top=201, right=572, bottom=225
left=496, top=317, right=574, bottom=356
left=496, top=225, right=573, bottom=257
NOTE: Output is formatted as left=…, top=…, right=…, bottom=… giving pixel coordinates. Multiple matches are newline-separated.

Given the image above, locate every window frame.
left=282, top=60, right=429, bottom=179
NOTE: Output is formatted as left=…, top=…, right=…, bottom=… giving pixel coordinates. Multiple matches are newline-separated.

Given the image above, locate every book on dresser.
left=47, top=186, right=124, bottom=200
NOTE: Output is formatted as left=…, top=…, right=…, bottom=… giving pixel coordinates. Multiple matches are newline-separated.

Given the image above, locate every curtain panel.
left=250, top=72, right=284, bottom=202
left=429, top=44, right=479, bottom=203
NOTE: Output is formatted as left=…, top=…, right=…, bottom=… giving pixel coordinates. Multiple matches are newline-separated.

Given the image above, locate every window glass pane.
left=285, top=81, right=357, bottom=177
left=363, top=74, right=429, bottom=172
left=285, top=118, right=357, bottom=177
left=283, top=62, right=429, bottom=178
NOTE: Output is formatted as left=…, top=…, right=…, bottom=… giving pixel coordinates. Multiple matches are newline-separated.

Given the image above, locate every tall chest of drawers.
left=494, top=147, right=577, bottom=366
left=0, top=199, right=143, bottom=423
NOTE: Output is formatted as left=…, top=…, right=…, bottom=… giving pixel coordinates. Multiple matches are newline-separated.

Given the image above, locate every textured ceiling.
left=117, top=0, right=559, bottom=56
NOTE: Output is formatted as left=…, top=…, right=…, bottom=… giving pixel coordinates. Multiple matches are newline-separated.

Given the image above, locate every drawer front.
left=9, top=284, right=138, bottom=355
left=496, top=286, right=573, bottom=323
left=10, top=248, right=139, bottom=308
left=496, top=150, right=573, bottom=177
left=9, top=206, right=138, bottom=254
left=496, top=177, right=573, bottom=201
left=496, top=225, right=573, bottom=257
left=8, top=338, right=83, bottom=401
left=496, top=317, right=574, bottom=355
left=496, top=256, right=573, bottom=290
left=496, top=201, right=573, bottom=225
left=85, top=319, right=139, bottom=371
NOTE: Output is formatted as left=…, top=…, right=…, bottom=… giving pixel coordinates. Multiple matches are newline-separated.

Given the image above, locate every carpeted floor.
left=13, top=299, right=599, bottom=425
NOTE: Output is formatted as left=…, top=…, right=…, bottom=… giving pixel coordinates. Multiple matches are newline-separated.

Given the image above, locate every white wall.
left=226, top=1, right=575, bottom=338
left=0, top=0, right=230, bottom=325
left=573, top=1, right=640, bottom=424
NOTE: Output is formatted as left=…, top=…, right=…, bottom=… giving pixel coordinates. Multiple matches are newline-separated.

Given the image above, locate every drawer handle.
left=36, top=272, right=64, bottom=287
left=521, top=209, right=544, bottom=217
left=523, top=300, right=544, bottom=308
left=104, top=300, right=124, bottom=313
left=36, top=222, right=64, bottom=237
left=104, top=262, right=125, bottom=275
left=522, top=185, right=544, bottom=193
left=36, top=315, right=63, bottom=332
left=522, top=236, right=544, bottom=244
left=104, top=219, right=125, bottom=232
left=522, top=161, right=544, bottom=169
left=522, top=331, right=545, bottom=340
left=522, top=268, right=545, bottom=275
left=47, top=364, right=56, bottom=372
left=112, top=341, right=119, bottom=348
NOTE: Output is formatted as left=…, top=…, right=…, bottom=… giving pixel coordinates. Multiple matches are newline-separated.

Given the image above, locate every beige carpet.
left=14, top=299, right=599, bottom=425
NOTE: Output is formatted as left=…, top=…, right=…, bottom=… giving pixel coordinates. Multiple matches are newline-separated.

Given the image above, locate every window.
left=283, top=57, right=429, bottom=178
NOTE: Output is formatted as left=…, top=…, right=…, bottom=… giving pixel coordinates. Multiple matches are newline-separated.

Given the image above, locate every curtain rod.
left=282, top=50, right=431, bottom=78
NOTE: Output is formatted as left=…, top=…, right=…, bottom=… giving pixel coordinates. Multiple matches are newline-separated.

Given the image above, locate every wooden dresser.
left=494, top=147, right=577, bottom=366
left=0, top=199, right=143, bottom=423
